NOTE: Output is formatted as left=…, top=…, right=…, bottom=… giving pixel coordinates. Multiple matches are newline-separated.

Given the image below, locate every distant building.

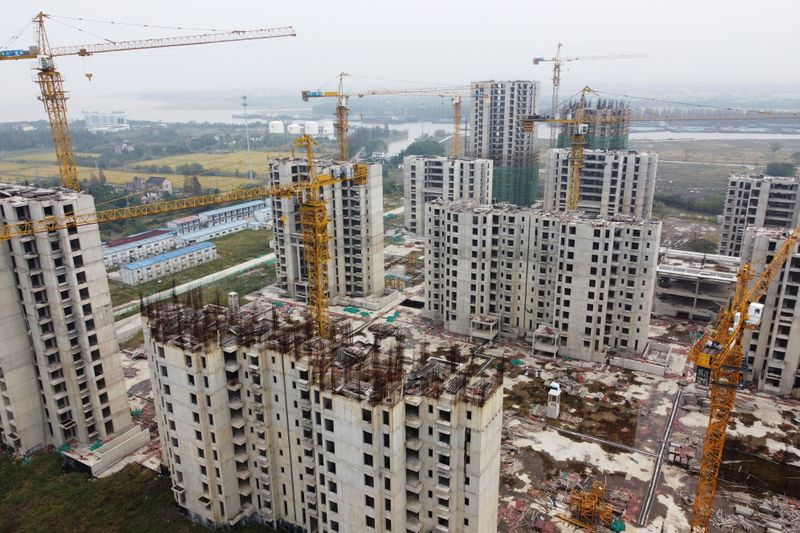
left=403, top=156, right=493, bottom=236
left=543, top=149, right=658, bottom=218
left=144, top=177, right=173, bottom=198
left=197, top=200, right=269, bottom=227
left=125, top=176, right=145, bottom=193
left=102, top=229, right=177, bottom=268
left=558, top=99, right=631, bottom=150
left=653, top=249, right=739, bottom=322
left=176, top=220, right=249, bottom=246
left=424, top=199, right=661, bottom=362
left=83, top=111, right=130, bottom=133
left=719, top=175, right=800, bottom=257
left=269, top=158, right=385, bottom=302
left=120, top=242, right=217, bottom=286
left=468, top=80, right=540, bottom=206
left=740, top=227, right=800, bottom=397
left=167, top=215, right=201, bottom=234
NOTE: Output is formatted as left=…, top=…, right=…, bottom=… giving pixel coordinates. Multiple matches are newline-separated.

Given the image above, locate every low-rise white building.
left=102, top=229, right=177, bottom=268
left=176, top=220, right=249, bottom=246
left=120, top=242, right=217, bottom=285
left=198, top=200, right=270, bottom=227
left=167, top=215, right=202, bottom=234
left=654, top=249, right=739, bottom=322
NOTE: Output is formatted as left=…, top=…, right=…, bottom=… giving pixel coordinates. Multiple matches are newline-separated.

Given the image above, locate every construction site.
left=2, top=8, right=800, bottom=533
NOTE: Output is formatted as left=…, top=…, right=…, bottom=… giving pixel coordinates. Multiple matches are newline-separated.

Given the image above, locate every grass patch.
left=0, top=452, right=274, bottom=533
left=119, top=331, right=144, bottom=350
left=109, top=229, right=272, bottom=307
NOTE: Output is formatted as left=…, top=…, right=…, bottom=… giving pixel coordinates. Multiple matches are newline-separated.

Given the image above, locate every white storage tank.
left=287, top=123, right=303, bottom=135
left=322, top=121, right=335, bottom=136
left=304, top=121, right=319, bottom=136
left=268, top=120, right=284, bottom=134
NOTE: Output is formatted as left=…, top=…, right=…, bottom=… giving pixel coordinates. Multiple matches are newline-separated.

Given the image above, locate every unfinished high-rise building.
left=719, top=174, right=800, bottom=257
left=269, top=158, right=385, bottom=303
left=468, top=80, right=540, bottom=206
left=423, top=200, right=661, bottom=362
left=740, top=227, right=800, bottom=397
left=144, top=297, right=502, bottom=531
left=558, top=99, right=631, bottom=150
left=403, top=156, right=493, bottom=236
left=0, top=184, right=144, bottom=458
left=543, top=149, right=658, bottom=218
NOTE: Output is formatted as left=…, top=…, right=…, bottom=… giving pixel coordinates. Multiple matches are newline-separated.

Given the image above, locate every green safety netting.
left=56, top=444, right=71, bottom=454
left=611, top=517, right=626, bottom=532
left=89, top=439, right=103, bottom=451
left=343, top=307, right=360, bottom=314
left=131, top=408, right=144, bottom=416
left=492, top=164, right=539, bottom=206
left=273, top=301, right=285, bottom=308
left=359, top=312, right=370, bottom=318
left=511, top=359, right=525, bottom=366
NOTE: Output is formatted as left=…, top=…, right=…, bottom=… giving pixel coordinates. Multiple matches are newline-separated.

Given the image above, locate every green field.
left=109, top=229, right=273, bottom=307
left=0, top=452, right=274, bottom=533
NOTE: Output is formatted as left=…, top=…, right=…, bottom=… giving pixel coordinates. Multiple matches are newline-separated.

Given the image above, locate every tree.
left=176, top=162, right=204, bottom=176
left=765, top=162, right=796, bottom=177
left=400, top=139, right=445, bottom=157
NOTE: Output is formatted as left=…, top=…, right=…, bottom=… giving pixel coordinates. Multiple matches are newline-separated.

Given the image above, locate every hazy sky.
left=1, top=0, right=798, bottom=122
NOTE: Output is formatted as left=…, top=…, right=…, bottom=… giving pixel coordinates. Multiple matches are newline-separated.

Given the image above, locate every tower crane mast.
left=302, top=78, right=470, bottom=159
left=688, top=226, right=800, bottom=531
left=533, top=43, right=646, bottom=147
left=0, top=12, right=296, bottom=191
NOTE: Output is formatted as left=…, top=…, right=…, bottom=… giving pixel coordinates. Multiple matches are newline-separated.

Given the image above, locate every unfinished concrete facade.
left=269, top=158, right=385, bottom=303
left=468, top=80, right=540, bottom=206
left=144, top=298, right=502, bottom=532
left=740, top=227, right=800, bottom=397
left=558, top=99, right=631, bottom=150
left=423, top=200, right=661, bottom=362
left=544, top=149, right=658, bottom=218
left=0, top=184, right=133, bottom=454
left=719, top=175, right=800, bottom=257
left=403, top=156, right=493, bottom=236
left=654, top=249, right=739, bottom=322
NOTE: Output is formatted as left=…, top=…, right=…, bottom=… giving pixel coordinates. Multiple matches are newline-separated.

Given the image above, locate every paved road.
left=113, top=253, right=275, bottom=318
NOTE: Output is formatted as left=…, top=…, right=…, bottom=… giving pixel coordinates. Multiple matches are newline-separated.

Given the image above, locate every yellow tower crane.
left=0, top=135, right=367, bottom=340
left=688, top=226, right=800, bottom=531
left=533, top=43, right=646, bottom=147
left=301, top=76, right=470, bottom=159
left=0, top=12, right=296, bottom=191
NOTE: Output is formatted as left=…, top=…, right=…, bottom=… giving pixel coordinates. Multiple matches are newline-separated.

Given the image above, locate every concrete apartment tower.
left=269, top=158, right=385, bottom=303
left=403, top=156, right=493, bottom=236
left=740, top=227, right=800, bottom=397
left=543, top=149, right=658, bottom=218
left=0, top=184, right=132, bottom=454
left=719, top=174, right=800, bottom=257
left=558, top=99, right=631, bottom=150
left=469, top=80, right=540, bottom=206
left=144, top=298, right=502, bottom=531
left=423, top=200, right=661, bottom=362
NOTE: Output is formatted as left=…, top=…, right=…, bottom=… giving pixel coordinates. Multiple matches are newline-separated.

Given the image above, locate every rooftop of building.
left=404, top=155, right=493, bottom=163
left=177, top=220, right=248, bottom=240
left=731, top=174, right=800, bottom=183
left=657, top=248, right=740, bottom=282
left=143, top=295, right=500, bottom=407
left=198, top=199, right=268, bottom=218
left=144, top=176, right=170, bottom=185
left=429, top=198, right=662, bottom=226
left=549, top=148, right=656, bottom=157
left=168, top=214, right=199, bottom=224
left=121, top=241, right=215, bottom=271
left=105, top=229, right=172, bottom=249
left=0, top=182, right=80, bottom=203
